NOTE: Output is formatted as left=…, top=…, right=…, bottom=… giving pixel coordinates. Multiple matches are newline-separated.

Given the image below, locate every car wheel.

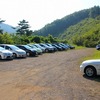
left=85, top=66, right=96, bottom=77
left=45, top=49, right=48, bottom=53
left=13, top=53, right=17, bottom=58
left=26, top=52, right=30, bottom=56
left=0, top=55, right=2, bottom=59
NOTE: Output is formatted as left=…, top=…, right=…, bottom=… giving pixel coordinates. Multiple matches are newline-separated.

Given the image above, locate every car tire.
left=85, top=66, right=96, bottom=77
left=13, top=53, right=17, bottom=58
left=26, top=52, right=30, bottom=56
left=45, top=49, right=48, bottom=53
left=0, top=55, right=2, bottom=59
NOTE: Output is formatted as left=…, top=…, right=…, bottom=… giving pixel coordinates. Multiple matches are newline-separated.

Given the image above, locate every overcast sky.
left=0, top=0, right=99, bottom=30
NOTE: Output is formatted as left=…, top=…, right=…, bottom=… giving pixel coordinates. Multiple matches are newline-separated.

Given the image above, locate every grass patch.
left=79, top=48, right=100, bottom=63
left=74, top=45, right=86, bottom=50
left=84, top=49, right=100, bottom=60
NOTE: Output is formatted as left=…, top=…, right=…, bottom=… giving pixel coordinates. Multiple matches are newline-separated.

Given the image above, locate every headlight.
left=16, top=51, right=25, bottom=54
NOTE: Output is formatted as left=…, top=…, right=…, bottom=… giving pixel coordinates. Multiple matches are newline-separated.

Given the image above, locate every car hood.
left=0, top=50, right=12, bottom=53
left=82, top=59, right=100, bottom=64
left=16, top=49, right=26, bottom=53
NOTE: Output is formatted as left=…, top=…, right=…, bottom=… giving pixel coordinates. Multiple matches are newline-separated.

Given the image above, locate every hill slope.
left=34, top=6, right=100, bottom=37
left=60, top=16, right=100, bottom=47
left=60, top=17, right=100, bottom=40
left=0, top=23, right=16, bottom=33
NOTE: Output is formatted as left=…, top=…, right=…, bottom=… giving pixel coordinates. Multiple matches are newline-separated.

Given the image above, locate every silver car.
left=0, top=44, right=26, bottom=58
left=80, top=60, right=100, bottom=77
left=0, top=47, right=13, bottom=60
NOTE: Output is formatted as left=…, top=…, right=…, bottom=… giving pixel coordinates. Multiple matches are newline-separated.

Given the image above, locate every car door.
left=96, top=62, right=100, bottom=74
left=5, top=46, right=12, bottom=51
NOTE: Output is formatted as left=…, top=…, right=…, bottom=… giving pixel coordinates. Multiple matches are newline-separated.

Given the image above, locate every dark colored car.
left=17, top=45, right=38, bottom=57
left=65, top=44, right=75, bottom=49
left=96, top=44, right=100, bottom=50
left=59, top=43, right=69, bottom=50
left=55, top=43, right=66, bottom=50
left=46, top=43, right=57, bottom=52
left=52, top=44, right=63, bottom=51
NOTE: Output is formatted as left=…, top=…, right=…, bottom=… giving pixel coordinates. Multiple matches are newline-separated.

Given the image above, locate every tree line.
left=0, top=18, right=67, bottom=44
left=0, top=33, right=67, bottom=45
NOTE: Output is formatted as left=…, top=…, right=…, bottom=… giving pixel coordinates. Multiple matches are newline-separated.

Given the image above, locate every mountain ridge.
left=34, top=6, right=100, bottom=37
left=0, top=23, right=16, bottom=33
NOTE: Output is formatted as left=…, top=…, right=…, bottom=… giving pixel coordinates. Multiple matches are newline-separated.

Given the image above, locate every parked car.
left=17, top=45, right=38, bottom=57
left=0, top=47, right=13, bottom=60
left=96, top=44, right=100, bottom=50
left=27, top=44, right=43, bottom=55
left=0, top=44, right=26, bottom=58
left=52, top=44, right=63, bottom=51
left=39, top=43, right=54, bottom=53
left=80, top=59, right=100, bottom=77
left=59, top=43, right=69, bottom=50
left=34, top=44, right=46, bottom=53
left=56, top=43, right=67, bottom=50
left=46, top=43, right=57, bottom=52
left=66, top=44, right=75, bottom=49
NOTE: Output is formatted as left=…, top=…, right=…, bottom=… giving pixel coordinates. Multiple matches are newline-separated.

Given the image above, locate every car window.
left=24, top=45, right=32, bottom=49
left=6, top=46, right=12, bottom=50
left=0, top=45, right=4, bottom=48
left=9, top=45, right=20, bottom=50
left=0, top=47, right=5, bottom=51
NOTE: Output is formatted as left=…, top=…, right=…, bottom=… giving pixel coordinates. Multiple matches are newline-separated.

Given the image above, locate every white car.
left=0, top=47, right=13, bottom=60
left=80, top=60, right=100, bottom=77
left=0, top=44, right=26, bottom=58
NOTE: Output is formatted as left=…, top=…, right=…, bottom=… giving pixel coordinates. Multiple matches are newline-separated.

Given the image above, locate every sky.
left=0, top=0, right=100, bottom=31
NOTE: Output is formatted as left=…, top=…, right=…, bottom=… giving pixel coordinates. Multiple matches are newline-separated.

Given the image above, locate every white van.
left=0, top=47, right=13, bottom=60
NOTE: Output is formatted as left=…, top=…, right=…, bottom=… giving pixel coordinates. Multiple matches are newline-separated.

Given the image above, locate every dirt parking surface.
left=0, top=48, right=100, bottom=100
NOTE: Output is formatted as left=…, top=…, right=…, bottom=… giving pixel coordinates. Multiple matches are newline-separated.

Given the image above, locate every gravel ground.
left=0, top=48, right=100, bottom=100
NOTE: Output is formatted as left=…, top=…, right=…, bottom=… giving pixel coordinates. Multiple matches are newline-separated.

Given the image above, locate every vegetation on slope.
left=34, top=6, right=100, bottom=37
left=60, top=16, right=100, bottom=47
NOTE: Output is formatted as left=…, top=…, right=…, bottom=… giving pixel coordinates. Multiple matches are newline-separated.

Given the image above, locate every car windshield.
left=24, top=45, right=32, bottom=49
left=47, top=44, right=52, bottom=46
left=0, top=47, right=5, bottom=51
left=33, top=45, right=38, bottom=48
left=41, top=44, right=49, bottom=47
left=29, top=45, right=36, bottom=48
left=9, top=45, right=20, bottom=50
left=35, top=44, right=42, bottom=48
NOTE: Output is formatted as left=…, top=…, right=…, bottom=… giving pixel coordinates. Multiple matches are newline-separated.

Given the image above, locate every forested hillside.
left=34, top=6, right=100, bottom=37
left=60, top=16, right=100, bottom=47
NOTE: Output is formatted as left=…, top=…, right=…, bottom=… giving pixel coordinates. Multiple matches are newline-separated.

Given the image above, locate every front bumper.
left=2, top=55, right=13, bottom=60
left=17, top=54, right=26, bottom=58
left=80, top=64, right=85, bottom=73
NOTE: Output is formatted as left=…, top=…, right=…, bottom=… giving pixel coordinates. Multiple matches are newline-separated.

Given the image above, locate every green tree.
left=0, top=33, right=13, bottom=44
left=0, top=18, right=5, bottom=34
left=32, top=36, right=41, bottom=43
left=89, top=6, right=100, bottom=18
left=16, top=19, right=32, bottom=36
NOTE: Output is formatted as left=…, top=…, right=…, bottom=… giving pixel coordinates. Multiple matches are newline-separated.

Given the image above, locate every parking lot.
left=0, top=48, right=100, bottom=100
